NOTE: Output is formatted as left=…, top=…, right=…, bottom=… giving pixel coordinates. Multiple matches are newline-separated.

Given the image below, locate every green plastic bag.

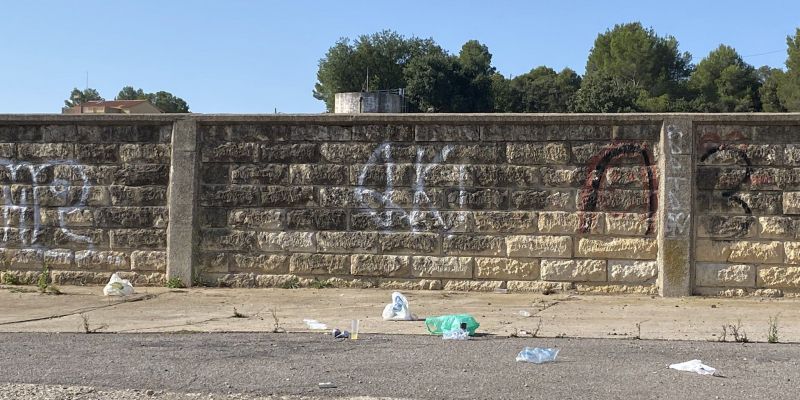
left=425, top=314, right=480, bottom=336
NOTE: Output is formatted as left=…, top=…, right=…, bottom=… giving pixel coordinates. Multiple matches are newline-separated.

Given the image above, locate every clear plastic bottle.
left=515, top=347, right=559, bottom=363
left=442, top=328, right=469, bottom=340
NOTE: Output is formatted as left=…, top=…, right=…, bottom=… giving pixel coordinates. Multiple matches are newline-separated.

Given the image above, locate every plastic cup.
left=351, top=319, right=360, bottom=340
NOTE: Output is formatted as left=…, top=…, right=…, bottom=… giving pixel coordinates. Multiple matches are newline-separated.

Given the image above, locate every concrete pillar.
left=166, top=118, right=199, bottom=287
left=657, top=118, right=694, bottom=297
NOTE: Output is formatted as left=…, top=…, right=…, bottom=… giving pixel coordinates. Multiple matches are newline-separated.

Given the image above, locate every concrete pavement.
left=1, top=285, right=798, bottom=342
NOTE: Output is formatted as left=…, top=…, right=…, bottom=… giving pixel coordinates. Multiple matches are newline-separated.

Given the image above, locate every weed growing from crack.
left=166, top=277, right=186, bottom=289
left=1, top=271, right=20, bottom=285
left=720, top=320, right=749, bottom=343
left=232, top=307, right=248, bottom=318
left=280, top=277, right=300, bottom=289
left=80, top=313, right=108, bottom=334
left=309, top=278, right=333, bottom=289
left=768, top=315, right=780, bottom=344
left=270, top=307, right=286, bottom=333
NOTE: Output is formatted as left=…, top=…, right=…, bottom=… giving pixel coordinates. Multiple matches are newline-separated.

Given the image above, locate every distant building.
left=62, top=100, right=163, bottom=114
left=334, top=91, right=403, bottom=113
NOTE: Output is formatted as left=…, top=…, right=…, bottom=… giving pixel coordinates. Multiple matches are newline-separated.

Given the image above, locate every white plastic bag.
left=103, top=273, right=134, bottom=296
left=382, top=291, right=414, bottom=321
left=669, top=359, right=719, bottom=376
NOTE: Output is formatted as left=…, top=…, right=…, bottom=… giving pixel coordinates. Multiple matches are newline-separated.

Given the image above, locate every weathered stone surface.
left=539, top=166, right=586, bottom=188
left=443, top=235, right=505, bottom=256
left=230, top=165, right=287, bottom=185
left=584, top=189, right=654, bottom=212
left=695, top=263, right=755, bottom=287
left=415, top=125, right=479, bottom=141
left=258, top=232, right=316, bottom=252
left=506, top=143, right=569, bottom=165
left=538, top=211, right=604, bottom=234
left=699, top=144, right=782, bottom=166
left=472, top=211, right=537, bottom=233
left=380, top=232, right=439, bottom=254
left=319, top=143, right=376, bottom=164
left=289, top=254, right=349, bottom=275
left=76, top=144, right=119, bottom=163
left=421, top=164, right=474, bottom=187
left=50, top=271, right=110, bottom=285
left=351, top=255, right=410, bottom=277
left=40, top=208, right=94, bottom=227
left=786, top=145, right=800, bottom=166
left=94, top=207, right=168, bottom=228
left=261, top=143, right=319, bottom=163
left=117, top=271, right=166, bottom=286
left=446, top=189, right=506, bottom=210
left=202, top=229, right=258, bottom=251
left=612, top=124, right=661, bottom=140
left=541, top=259, right=606, bottom=282
left=608, top=260, right=657, bottom=283
left=785, top=192, right=800, bottom=214
left=113, top=164, right=169, bottom=186
left=109, top=186, right=167, bottom=206
left=5, top=249, right=43, bottom=267
left=317, top=231, right=377, bottom=253
left=351, top=163, right=415, bottom=186
left=511, top=190, right=575, bottom=211
left=571, top=142, right=653, bottom=164
left=443, top=280, right=504, bottom=292
left=748, top=168, right=800, bottom=190
left=201, top=185, right=259, bottom=207
left=130, top=250, right=167, bottom=271
left=75, top=250, right=128, bottom=270
left=17, top=143, right=74, bottom=160
left=696, top=215, right=755, bottom=239
left=350, top=211, right=411, bottom=231
left=758, top=266, right=800, bottom=288
left=289, top=125, right=351, bottom=141
left=470, top=165, right=538, bottom=187
left=604, top=166, right=657, bottom=189
left=506, top=281, right=574, bottom=293
left=475, top=258, right=539, bottom=280
left=605, top=213, right=652, bottom=236
left=260, top=186, right=315, bottom=207
left=231, top=254, right=288, bottom=273
left=576, top=238, right=656, bottom=259
left=481, top=125, right=561, bottom=141
left=695, top=239, right=732, bottom=262
left=759, top=217, right=799, bottom=239
left=696, top=125, right=754, bottom=143
left=412, top=256, right=473, bottom=278
left=119, top=144, right=171, bottom=163
left=199, top=252, right=229, bottom=273
left=43, top=249, right=74, bottom=267
left=286, top=209, right=347, bottom=230
left=110, top=229, right=167, bottom=249
left=785, top=242, right=800, bottom=264
left=228, top=209, right=282, bottom=230
left=699, top=191, right=781, bottom=215
left=575, top=284, right=658, bottom=295
left=378, top=278, right=443, bottom=291
left=290, top=164, right=348, bottom=185
left=351, top=125, right=413, bottom=142
left=506, top=235, right=571, bottom=258
left=728, top=241, right=783, bottom=263
left=202, top=142, right=258, bottom=162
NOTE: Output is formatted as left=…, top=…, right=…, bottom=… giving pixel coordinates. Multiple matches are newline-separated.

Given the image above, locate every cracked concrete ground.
left=1, top=285, right=799, bottom=342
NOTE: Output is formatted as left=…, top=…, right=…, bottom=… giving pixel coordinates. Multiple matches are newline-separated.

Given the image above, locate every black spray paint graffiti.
left=699, top=145, right=753, bottom=238
left=579, top=143, right=657, bottom=235
left=699, top=145, right=752, bottom=214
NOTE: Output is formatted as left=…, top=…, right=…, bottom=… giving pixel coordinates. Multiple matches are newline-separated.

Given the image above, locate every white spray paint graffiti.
left=0, top=158, right=94, bottom=246
left=355, top=143, right=468, bottom=232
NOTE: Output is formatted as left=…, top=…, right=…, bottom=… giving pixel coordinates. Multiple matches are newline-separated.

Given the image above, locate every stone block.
left=706, top=192, right=782, bottom=215
left=51, top=228, right=106, bottom=247
left=257, top=232, right=315, bottom=252
left=231, top=254, right=288, bottom=274
left=696, top=215, right=755, bottom=239
left=753, top=125, right=798, bottom=143
left=351, top=163, right=416, bottom=186
left=94, top=207, right=168, bottom=228
left=576, top=238, right=656, bottom=259
left=286, top=209, right=347, bottom=231
left=728, top=241, right=783, bottom=263
left=350, top=211, right=411, bottom=231
left=470, top=165, right=538, bottom=187
left=351, top=125, right=413, bottom=141
left=446, top=189, right=506, bottom=210
left=541, top=259, right=606, bottom=282
left=474, top=258, right=539, bottom=280
left=506, top=143, right=570, bottom=165
left=289, top=164, right=348, bottom=185
left=199, top=252, right=229, bottom=273
left=538, top=211, right=604, bottom=234
left=110, top=229, right=167, bottom=249
left=6, top=249, right=43, bottom=267
left=539, top=166, right=587, bottom=188
left=511, top=189, right=575, bottom=211
left=130, top=250, right=167, bottom=271
left=289, top=125, right=351, bottom=141
left=758, top=266, right=800, bottom=288
left=415, top=125, right=479, bottom=141
left=113, top=164, right=169, bottom=186
left=695, top=263, right=755, bottom=287
left=412, top=256, right=473, bottom=278
left=75, top=250, right=129, bottom=270
left=202, top=229, right=258, bottom=251
left=50, top=271, right=110, bottom=285
left=40, top=208, right=94, bottom=227
left=289, top=254, right=349, bottom=275
left=786, top=145, right=800, bottom=166
left=351, top=255, right=410, bottom=277
left=319, top=187, right=354, bottom=208
left=759, top=217, right=799, bottom=239
left=380, top=232, right=440, bottom=254
left=119, top=144, right=171, bottom=163
left=261, top=143, right=319, bottom=163
left=608, top=260, right=657, bottom=283
left=481, top=125, right=560, bottom=141
left=605, top=213, right=652, bottom=236
left=17, top=143, right=74, bottom=160
left=748, top=168, right=800, bottom=190
left=785, top=192, right=800, bottom=214
left=443, top=280, right=505, bottom=292
left=76, top=144, right=119, bottom=163
left=260, top=186, right=315, bottom=207
left=696, top=167, right=750, bottom=190
left=612, top=124, right=661, bottom=140
left=506, top=235, right=572, bottom=258
left=319, top=143, right=376, bottom=164
left=378, top=278, right=443, bottom=291
left=43, top=249, right=74, bottom=267
left=443, top=235, right=505, bottom=256
left=228, top=209, right=282, bottom=230
left=604, top=166, right=658, bottom=189
left=420, top=164, right=474, bottom=187
left=696, top=125, right=753, bottom=143
left=694, top=239, right=732, bottom=262
left=472, top=211, right=537, bottom=233
left=317, top=231, right=378, bottom=253
left=785, top=241, right=800, bottom=264
left=202, top=142, right=259, bottom=162
left=571, top=142, right=653, bottom=164
left=230, top=165, right=288, bottom=185
left=506, top=281, right=574, bottom=293
left=109, top=186, right=167, bottom=206
left=582, top=189, right=655, bottom=213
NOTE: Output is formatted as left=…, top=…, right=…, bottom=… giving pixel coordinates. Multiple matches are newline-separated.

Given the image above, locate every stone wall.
left=1, top=114, right=799, bottom=297
left=0, top=118, right=173, bottom=286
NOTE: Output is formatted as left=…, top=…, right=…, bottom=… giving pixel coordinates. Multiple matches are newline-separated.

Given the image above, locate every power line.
left=742, top=49, right=784, bottom=58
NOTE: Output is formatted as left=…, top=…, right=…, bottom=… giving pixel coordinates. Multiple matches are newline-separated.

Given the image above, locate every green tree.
left=758, top=66, right=786, bottom=112
left=64, top=88, right=103, bottom=108
left=777, top=28, right=800, bottom=111
left=499, top=67, right=581, bottom=112
left=404, top=48, right=467, bottom=112
left=116, top=86, right=190, bottom=113
left=585, top=22, right=692, bottom=109
left=313, top=30, right=441, bottom=111
left=456, top=40, right=495, bottom=112
left=568, top=72, right=641, bottom=113
left=688, top=45, right=761, bottom=112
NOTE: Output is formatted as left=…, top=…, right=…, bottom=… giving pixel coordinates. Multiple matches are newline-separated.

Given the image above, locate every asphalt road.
left=0, top=333, right=798, bottom=400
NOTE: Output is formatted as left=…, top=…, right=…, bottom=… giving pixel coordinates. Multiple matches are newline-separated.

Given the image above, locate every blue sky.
left=1, top=0, right=798, bottom=114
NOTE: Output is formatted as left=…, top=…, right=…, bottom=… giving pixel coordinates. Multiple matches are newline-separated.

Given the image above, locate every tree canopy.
left=688, top=45, right=761, bottom=112
left=64, top=88, right=103, bottom=108
left=116, top=86, right=190, bottom=113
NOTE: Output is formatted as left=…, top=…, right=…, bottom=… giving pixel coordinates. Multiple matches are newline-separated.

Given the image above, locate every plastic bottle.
left=515, top=347, right=560, bottom=363
left=442, top=328, right=469, bottom=340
